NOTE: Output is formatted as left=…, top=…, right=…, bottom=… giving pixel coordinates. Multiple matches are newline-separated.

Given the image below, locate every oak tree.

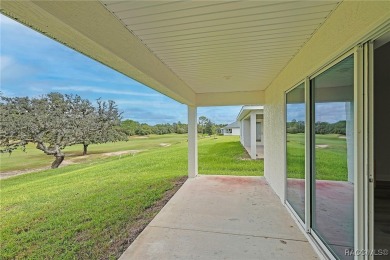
left=0, top=93, right=127, bottom=168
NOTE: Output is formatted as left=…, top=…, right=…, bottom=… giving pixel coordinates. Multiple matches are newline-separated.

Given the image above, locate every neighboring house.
left=5, top=2, right=389, bottom=259
left=221, top=121, right=240, bottom=136
left=237, top=106, right=264, bottom=159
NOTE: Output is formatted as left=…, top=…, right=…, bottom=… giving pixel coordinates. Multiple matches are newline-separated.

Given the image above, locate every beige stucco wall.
left=264, top=1, right=390, bottom=201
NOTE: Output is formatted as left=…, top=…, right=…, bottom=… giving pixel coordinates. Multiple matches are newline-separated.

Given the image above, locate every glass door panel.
left=311, top=55, right=354, bottom=259
left=286, top=83, right=306, bottom=221
left=256, top=122, right=261, bottom=142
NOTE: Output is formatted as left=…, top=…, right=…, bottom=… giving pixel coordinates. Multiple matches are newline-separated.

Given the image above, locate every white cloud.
left=198, top=106, right=242, bottom=124
left=52, top=86, right=160, bottom=97
left=115, top=99, right=184, bottom=109
left=0, top=55, right=36, bottom=83
left=315, top=102, right=347, bottom=123
left=0, top=55, right=13, bottom=72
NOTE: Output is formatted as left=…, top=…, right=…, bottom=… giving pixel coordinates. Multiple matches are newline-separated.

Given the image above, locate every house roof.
left=236, top=106, right=264, bottom=121
left=0, top=1, right=340, bottom=106
left=223, top=121, right=240, bottom=129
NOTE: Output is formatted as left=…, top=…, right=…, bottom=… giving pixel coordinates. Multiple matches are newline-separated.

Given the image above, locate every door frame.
left=283, top=21, right=390, bottom=260
left=285, top=81, right=306, bottom=228
left=308, top=47, right=360, bottom=260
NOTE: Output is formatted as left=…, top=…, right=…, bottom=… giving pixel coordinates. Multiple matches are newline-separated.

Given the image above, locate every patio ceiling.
left=1, top=1, right=339, bottom=106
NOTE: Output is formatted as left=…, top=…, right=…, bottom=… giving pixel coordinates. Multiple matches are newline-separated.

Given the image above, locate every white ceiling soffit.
left=0, top=1, right=196, bottom=105
left=101, top=1, right=340, bottom=94
left=1, top=1, right=339, bottom=106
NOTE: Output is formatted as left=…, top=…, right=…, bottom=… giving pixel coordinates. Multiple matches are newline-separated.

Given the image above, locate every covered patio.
left=120, top=175, right=318, bottom=259
left=3, top=1, right=390, bottom=259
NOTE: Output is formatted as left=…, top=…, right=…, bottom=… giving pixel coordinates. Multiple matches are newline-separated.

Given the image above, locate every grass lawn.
left=287, top=133, right=348, bottom=181
left=0, top=135, right=263, bottom=259
left=0, top=134, right=188, bottom=173
left=199, top=136, right=263, bottom=176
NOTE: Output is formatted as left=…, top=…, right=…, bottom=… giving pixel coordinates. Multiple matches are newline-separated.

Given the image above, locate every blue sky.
left=287, top=103, right=348, bottom=123
left=0, top=14, right=241, bottom=125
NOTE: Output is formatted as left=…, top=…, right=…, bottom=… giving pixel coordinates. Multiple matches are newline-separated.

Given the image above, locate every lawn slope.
left=0, top=134, right=188, bottom=173
left=1, top=136, right=263, bottom=259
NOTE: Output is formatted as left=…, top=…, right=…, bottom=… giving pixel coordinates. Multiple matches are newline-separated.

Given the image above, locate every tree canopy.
left=0, top=93, right=127, bottom=168
left=198, top=116, right=218, bottom=136
left=120, top=116, right=223, bottom=137
left=286, top=119, right=347, bottom=135
left=120, top=120, right=187, bottom=135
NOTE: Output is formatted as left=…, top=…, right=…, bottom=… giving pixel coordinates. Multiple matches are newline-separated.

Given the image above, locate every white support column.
left=346, top=101, right=354, bottom=183
left=240, top=120, right=244, bottom=145
left=188, top=105, right=198, bottom=178
left=250, top=112, right=257, bottom=159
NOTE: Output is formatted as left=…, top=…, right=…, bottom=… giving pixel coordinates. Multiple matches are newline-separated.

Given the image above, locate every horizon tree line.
left=0, top=92, right=227, bottom=169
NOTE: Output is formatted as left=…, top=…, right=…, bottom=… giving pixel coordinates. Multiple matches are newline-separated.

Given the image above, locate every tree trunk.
left=83, top=144, right=88, bottom=155
left=36, top=142, right=65, bottom=169
left=51, top=155, right=65, bottom=169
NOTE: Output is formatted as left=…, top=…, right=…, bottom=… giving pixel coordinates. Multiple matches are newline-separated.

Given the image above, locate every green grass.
left=287, top=133, right=348, bottom=181
left=199, top=136, right=263, bottom=176
left=0, top=136, right=262, bottom=259
left=286, top=133, right=306, bottom=179
left=0, top=134, right=188, bottom=172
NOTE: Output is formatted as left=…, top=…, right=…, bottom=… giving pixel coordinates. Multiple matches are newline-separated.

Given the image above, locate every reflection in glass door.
left=311, top=55, right=354, bottom=259
left=256, top=122, right=261, bottom=142
left=286, top=83, right=305, bottom=222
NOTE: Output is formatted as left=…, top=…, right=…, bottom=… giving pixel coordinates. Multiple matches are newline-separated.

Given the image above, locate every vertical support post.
left=346, top=102, right=354, bottom=183
left=188, top=105, right=198, bottom=178
left=250, top=112, right=257, bottom=159
left=244, top=119, right=250, bottom=146
left=304, top=77, right=311, bottom=232
left=240, top=120, right=243, bottom=144
left=354, top=45, right=364, bottom=260
left=365, top=41, right=374, bottom=260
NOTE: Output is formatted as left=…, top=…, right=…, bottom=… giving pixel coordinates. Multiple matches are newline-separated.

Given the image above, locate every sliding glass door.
left=286, top=83, right=306, bottom=222
left=311, top=55, right=355, bottom=259
left=286, top=54, right=356, bottom=259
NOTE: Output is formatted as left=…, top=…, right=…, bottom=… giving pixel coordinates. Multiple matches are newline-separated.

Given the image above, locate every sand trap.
left=159, top=143, right=171, bottom=147
left=315, top=144, right=329, bottom=148
left=102, top=150, right=141, bottom=156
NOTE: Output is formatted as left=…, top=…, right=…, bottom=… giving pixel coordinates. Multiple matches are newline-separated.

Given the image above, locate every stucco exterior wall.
left=232, top=128, right=240, bottom=136
left=223, top=128, right=240, bottom=136
left=242, top=119, right=251, bottom=147
left=264, top=1, right=390, bottom=201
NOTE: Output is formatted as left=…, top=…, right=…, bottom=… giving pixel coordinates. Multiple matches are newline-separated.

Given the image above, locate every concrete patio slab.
left=120, top=175, right=319, bottom=260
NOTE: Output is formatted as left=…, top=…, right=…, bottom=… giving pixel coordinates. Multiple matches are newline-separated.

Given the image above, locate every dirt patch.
left=0, top=167, right=49, bottom=180
left=110, top=176, right=187, bottom=259
left=102, top=150, right=141, bottom=157
left=315, top=145, right=329, bottom=149
left=61, top=160, right=77, bottom=166
left=159, top=143, right=171, bottom=147
left=0, top=150, right=143, bottom=180
left=133, top=136, right=149, bottom=139
left=0, top=159, right=79, bottom=179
